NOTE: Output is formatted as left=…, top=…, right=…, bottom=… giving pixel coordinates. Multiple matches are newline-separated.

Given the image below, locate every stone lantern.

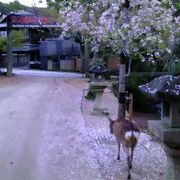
left=89, top=60, right=110, bottom=115
left=139, top=75, right=180, bottom=180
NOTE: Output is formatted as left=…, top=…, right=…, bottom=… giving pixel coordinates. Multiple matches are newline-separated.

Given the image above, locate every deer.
left=108, top=115, right=140, bottom=179
left=104, top=92, right=141, bottom=179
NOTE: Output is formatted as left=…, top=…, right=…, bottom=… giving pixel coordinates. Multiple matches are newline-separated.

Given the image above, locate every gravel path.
left=81, top=88, right=167, bottom=180
left=0, top=76, right=101, bottom=180
left=0, top=75, right=167, bottom=180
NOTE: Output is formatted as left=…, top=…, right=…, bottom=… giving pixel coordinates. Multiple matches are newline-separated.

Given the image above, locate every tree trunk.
left=118, top=51, right=129, bottom=119
left=84, top=38, right=89, bottom=76
left=118, top=58, right=126, bottom=119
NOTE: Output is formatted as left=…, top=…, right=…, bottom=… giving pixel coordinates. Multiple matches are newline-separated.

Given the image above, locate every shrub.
left=0, top=30, right=24, bottom=51
left=112, top=73, right=158, bottom=113
left=0, top=37, right=7, bottom=51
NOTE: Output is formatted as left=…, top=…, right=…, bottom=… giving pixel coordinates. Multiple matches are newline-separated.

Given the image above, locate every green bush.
left=85, top=90, right=96, bottom=100
left=126, top=72, right=148, bottom=91
left=12, top=30, right=24, bottom=47
left=0, top=30, right=24, bottom=51
left=175, top=62, right=180, bottom=73
left=112, top=73, right=158, bottom=113
left=0, top=37, right=7, bottom=51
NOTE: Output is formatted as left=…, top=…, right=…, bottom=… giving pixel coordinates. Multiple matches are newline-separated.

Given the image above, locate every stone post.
left=90, top=81, right=108, bottom=115
left=93, top=89, right=104, bottom=111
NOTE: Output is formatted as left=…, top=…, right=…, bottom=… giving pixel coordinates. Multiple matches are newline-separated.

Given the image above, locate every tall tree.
left=60, top=0, right=179, bottom=118
left=9, top=0, right=24, bottom=11
left=46, top=0, right=76, bottom=12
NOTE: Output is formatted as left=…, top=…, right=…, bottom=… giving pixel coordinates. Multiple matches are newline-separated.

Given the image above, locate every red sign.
left=10, top=15, right=59, bottom=27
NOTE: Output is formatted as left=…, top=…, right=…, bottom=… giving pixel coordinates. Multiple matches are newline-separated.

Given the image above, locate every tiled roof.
left=139, top=75, right=180, bottom=99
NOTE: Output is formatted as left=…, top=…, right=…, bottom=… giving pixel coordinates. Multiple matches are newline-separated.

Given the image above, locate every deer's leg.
left=127, top=152, right=131, bottom=179
left=130, top=148, right=134, bottom=169
left=127, top=171, right=131, bottom=179
left=117, top=142, right=120, bottom=160
left=123, top=145, right=131, bottom=179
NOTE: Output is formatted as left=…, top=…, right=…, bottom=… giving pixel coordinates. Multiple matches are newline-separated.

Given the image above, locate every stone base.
left=91, top=107, right=109, bottom=116
left=148, top=120, right=180, bottom=180
left=164, top=146, right=180, bottom=180
left=148, top=120, right=180, bottom=148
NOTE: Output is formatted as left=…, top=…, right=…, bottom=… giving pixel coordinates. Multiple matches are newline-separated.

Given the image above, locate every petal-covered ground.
left=81, top=88, right=167, bottom=180
left=0, top=74, right=167, bottom=180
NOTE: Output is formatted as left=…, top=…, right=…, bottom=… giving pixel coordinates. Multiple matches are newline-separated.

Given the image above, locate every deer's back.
left=113, top=119, right=140, bottom=145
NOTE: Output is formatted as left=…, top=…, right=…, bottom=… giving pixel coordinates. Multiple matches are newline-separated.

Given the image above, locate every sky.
left=0, top=0, right=47, bottom=7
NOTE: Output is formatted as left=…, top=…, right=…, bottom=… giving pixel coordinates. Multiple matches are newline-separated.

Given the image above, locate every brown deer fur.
left=109, top=117, right=140, bottom=179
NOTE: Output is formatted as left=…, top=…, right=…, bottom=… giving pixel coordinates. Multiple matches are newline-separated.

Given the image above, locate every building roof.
left=139, top=75, right=180, bottom=100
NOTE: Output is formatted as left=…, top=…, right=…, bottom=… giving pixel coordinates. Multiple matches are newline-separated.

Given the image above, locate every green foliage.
left=12, top=30, right=24, bottom=47
left=46, top=0, right=75, bottom=11
left=46, top=0, right=94, bottom=11
left=0, top=30, right=24, bottom=51
left=98, top=46, right=113, bottom=63
left=131, top=51, right=154, bottom=72
left=0, top=0, right=25, bottom=14
left=85, top=90, right=96, bottom=100
left=112, top=73, right=148, bottom=98
left=175, top=2, right=180, bottom=10
left=0, top=1, right=58, bottom=19
left=0, top=2, right=10, bottom=14
left=0, top=37, right=7, bottom=51
left=158, top=41, right=166, bottom=50
left=112, top=73, right=158, bottom=113
left=79, top=0, right=93, bottom=4
left=126, top=72, right=148, bottom=91
left=161, top=0, right=171, bottom=9
left=9, top=0, right=24, bottom=11
left=175, top=62, right=180, bottom=73
left=172, top=40, right=180, bottom=58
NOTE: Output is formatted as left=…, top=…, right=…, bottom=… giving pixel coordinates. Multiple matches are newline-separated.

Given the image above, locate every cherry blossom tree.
left=59, top=0, right=179, bottom=118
